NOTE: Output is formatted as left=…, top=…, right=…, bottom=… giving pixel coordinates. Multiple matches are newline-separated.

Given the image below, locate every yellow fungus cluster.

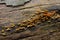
left=0, top=10, right=57, bottom=36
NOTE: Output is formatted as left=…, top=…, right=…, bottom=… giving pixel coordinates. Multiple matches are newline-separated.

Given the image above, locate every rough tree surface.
left=0, top=0, right=60, bottom=40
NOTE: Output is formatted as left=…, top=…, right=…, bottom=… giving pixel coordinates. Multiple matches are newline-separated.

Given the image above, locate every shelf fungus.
left=1, top=33, right=6, bottom=36
left=15, top=27, right=25, bottom=32
left=1, top=30, right=5, bottom=33
left=6, top=28, right=11, bottom=31
left=1, top=30, right=7, bottom=36
left=0, top=0, right=30, bottom=6
left=27, top=24, right=35, bottom=28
